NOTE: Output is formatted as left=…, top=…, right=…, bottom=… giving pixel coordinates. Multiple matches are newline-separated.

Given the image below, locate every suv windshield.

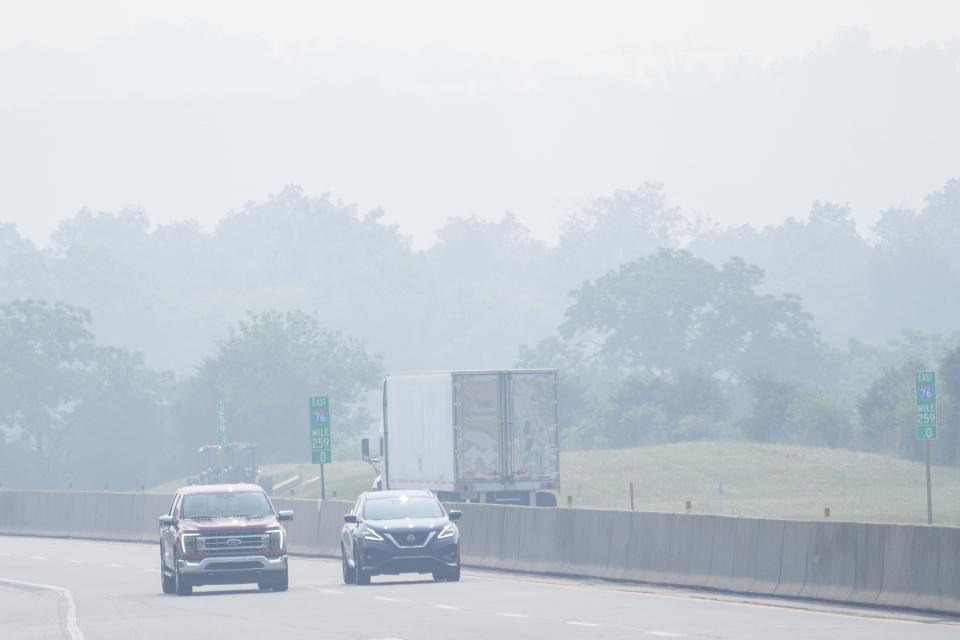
left=363, top=496, right=445, bottom=520
left=182, top=491, right=273, bottom=519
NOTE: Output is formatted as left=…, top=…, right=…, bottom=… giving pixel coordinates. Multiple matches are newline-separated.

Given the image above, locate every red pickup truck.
left=159, top=483, right=293, bottom=595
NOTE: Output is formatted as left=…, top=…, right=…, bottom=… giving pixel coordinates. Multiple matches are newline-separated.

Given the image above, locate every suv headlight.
left=362, top=527, right=384, bottom=542
left=437, top=523, right=457, bottom=540
left=267, top=528, right=284, bottom=551
left=181, top=533, right=199, bottom=554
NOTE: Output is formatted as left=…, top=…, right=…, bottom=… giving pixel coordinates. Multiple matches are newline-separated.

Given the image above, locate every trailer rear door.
left=508, top=371, right=559, bottom=482
left=453, top=373, right=502, bottom=482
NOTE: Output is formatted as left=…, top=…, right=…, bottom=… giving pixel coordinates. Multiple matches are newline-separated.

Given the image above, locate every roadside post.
left=217, top=400, right=227, bottom=482
left=916, top=371, right=937, bottom=524
left=310, top=396, right=332, bottom=499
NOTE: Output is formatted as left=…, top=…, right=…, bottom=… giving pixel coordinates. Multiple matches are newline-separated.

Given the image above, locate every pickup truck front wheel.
left=273, top=568, right=289, bottom=592
left=174, top=556, right=192, bottom=596
left=160, top=551, right=175, bottom=594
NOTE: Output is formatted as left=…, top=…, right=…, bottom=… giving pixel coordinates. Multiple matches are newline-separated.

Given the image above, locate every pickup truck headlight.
left=362, top=527, right=384, bottom=542
left=437, top=523, right=457, bottom=540
left=267, top=528, right=284, bottom=551
left=181, top=533, right=199, bottom=554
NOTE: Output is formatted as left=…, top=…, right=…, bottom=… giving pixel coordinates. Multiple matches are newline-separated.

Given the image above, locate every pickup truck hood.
left=178, top=515, right=279, bottom=533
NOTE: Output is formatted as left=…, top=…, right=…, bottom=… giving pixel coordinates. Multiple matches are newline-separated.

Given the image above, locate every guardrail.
left=0, top=490, right=957, bottom=615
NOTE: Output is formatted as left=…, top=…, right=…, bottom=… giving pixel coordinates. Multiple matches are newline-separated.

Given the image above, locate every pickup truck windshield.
left=363, top=496, right=444, bottom=520
left=182, top=491, right=273, bottom=519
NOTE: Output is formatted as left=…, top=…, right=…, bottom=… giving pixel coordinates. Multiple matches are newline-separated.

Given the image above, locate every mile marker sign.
left=310, top=396, right=332, bottom=463
left=916, top=371, right=937, bottom=440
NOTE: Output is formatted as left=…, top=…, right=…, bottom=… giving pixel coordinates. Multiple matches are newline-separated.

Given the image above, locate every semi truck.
left=363, top=369, right=559, bottom=506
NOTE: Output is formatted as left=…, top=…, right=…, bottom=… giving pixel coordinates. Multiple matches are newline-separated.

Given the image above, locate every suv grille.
left=385, top=531, right=433, bottom=547
left=199, top=531, right=266, bottom=554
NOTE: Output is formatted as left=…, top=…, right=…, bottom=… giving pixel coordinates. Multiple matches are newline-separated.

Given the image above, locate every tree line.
left=2, top=180, right=960, bottom=488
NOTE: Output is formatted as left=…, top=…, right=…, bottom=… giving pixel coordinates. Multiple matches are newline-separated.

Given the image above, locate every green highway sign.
left=916, top=371, right=937, bottom=441
left=217, top=400, right=227, bottom=445
left=310, top=396, right=332, bottom=464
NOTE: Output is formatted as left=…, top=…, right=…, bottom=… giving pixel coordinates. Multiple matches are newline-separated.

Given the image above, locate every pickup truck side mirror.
left=159, top=515, right=175, bottom=527
left=448, top=510, right=462, bottom=521
left=277, top=510, right=294, bottom=522
left=343, top=514, right=358, bottom=524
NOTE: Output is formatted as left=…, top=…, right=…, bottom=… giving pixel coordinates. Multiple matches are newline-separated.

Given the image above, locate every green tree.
left=856, top=359, right=924, bottom=459
left=560, top=249, right=823, bottom=379
left=740, top=374, right=800, bottom=443
left=935, top=346, right=960, bottom=465
left=177, top=310, right=384, bottom=464
left=783, top=390, right=851, bottom=448
left=0, top=300, right=98, bottom=458
left=60, top=347, right=176, bottom=489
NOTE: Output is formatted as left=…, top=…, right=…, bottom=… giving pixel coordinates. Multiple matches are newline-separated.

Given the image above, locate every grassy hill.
left=152, top=442, right=960, bottom=526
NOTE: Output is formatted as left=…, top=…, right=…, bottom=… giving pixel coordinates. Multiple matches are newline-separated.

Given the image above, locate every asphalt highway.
left=1, top=536, right=958, bottom=639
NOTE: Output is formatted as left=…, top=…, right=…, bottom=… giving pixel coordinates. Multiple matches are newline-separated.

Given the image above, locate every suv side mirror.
left=448, top=510, right=462, bottom=521
left=159, top=515, right=175, bottom=527
left=277, top=510, right=294, bottom=522
left=344, top=514, right=358, bottom=524
left=361, top=438, right=370, bottom=461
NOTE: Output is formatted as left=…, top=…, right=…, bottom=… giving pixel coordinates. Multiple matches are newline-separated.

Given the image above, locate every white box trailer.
left=373, top=369, right=560, bottom=506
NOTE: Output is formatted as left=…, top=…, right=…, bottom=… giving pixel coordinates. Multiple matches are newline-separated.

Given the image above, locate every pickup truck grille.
left=199, top=531, right=266, bottom=554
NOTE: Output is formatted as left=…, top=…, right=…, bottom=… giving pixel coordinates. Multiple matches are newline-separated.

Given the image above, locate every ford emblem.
left=406, top=534, right=416, bottom=543
left=226, top=538, right=242, bottom=547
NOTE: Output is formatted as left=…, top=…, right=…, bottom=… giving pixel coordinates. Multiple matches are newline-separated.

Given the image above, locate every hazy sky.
left=2, top=0, right=959, bottom=248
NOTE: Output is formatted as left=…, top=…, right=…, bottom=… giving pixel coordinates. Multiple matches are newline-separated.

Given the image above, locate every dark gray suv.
left=341, top=489, right=462, bottom=584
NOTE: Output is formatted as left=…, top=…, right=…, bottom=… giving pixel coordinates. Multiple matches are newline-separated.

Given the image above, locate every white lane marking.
left=496, top=612, right=529, bottom=618
left=29, top=556, right=48, bottom=560
left=66, top=560, right=86, bottom=564
left=432, top=604, right=460, bottom=610
left=567, top=621, right=602, bottom=627
left=143, top=568, right=160, bottom=573
left=106, top=564, right=125, bottom=568
left=321, top=589, right=344, bottom=594
left=0, top=578, right=84, bottom=640
left=646, top=632, right=684, bottom=637
left=374, top=596, right=399, bottom=602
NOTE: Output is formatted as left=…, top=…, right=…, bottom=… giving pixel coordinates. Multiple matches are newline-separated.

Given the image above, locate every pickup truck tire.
left=160, top=552, right=175, bottom=594
left=341, top=545, right=356, bottom=584
left=174, top=555, right=192, bottom=596
left=354, top=546, right=371, bottom=585
left=273, top=569, right=289, bottom=592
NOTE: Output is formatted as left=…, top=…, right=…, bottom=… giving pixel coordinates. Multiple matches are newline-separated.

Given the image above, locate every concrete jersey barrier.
left=1, top=489, right=958, bottom=616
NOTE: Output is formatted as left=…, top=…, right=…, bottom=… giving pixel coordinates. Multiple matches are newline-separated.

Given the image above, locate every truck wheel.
left=175, top=564, right=192, bottom=596
left=160, top=551, right=175, bottom=594
left=341, top=545, right=356, bottom=584
left=354, top=546, right=371, bottom=585
left=273, top=569, right=289, bottom=592
left=535, top=491, right=557, bottom=507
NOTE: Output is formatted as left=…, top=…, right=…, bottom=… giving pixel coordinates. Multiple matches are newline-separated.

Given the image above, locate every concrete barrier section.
left=512, top=506, right=562, bottom=574
left=600, top=509, right=634, bottom=581
left=875, top=524, right=957, bottom=613
left=797, top=521, right=861, bottom=603
left=774, top=519, right=812, bottom=598
left=2, top=489, right=959, bottom=616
